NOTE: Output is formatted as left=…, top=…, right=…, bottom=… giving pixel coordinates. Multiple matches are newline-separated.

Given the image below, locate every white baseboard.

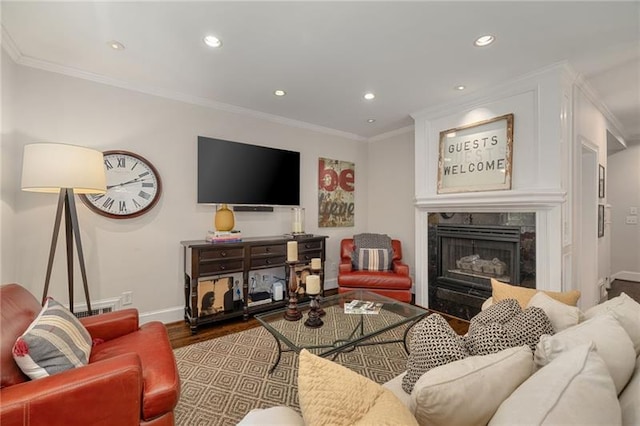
left=139, top=306, right=184, bottom=325
left=611, top=271, right=640, bottom=283
left=324, top=277, right=338, bottom=290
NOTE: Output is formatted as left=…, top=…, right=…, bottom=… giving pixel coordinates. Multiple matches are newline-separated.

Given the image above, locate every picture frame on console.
left=437, top=113, right=514, bottom=194
left=198, top=276, right=232, bottom=316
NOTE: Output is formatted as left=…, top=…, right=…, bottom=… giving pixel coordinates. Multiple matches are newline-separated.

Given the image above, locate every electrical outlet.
left=630, top=207, right=638, bottom=215
left=122, top=291, right=133, bottom=305
left=626, top=216, right=638, bottom=225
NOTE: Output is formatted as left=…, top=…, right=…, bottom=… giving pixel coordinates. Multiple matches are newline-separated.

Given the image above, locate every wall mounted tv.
left=197, top=136, right=300, bottom=206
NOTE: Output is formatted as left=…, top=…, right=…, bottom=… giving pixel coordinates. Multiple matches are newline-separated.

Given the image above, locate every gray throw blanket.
left=353, top=233, right=393, bottom=251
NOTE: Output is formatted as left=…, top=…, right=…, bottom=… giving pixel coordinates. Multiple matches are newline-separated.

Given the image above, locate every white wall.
left=573, top=85, right=611, bottom=307
left=366, top=129, right=415, bottom=283
left=1, top=50, right=18, bottom=283
left=1, top=54, right=370, bottom=322
left=608, top=142, right=640, bottom=281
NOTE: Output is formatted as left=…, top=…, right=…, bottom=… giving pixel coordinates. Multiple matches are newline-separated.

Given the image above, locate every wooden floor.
left=166, top=293, right=470, bottom=349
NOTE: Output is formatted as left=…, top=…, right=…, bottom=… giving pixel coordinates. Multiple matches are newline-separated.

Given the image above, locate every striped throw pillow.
left=12, top=298, right=92, bottom=380
left=353, top=248, right=392, bottom=271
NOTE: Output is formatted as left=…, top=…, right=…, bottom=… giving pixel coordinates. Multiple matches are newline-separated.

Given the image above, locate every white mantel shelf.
left=415, top=189, right=566, bottom=211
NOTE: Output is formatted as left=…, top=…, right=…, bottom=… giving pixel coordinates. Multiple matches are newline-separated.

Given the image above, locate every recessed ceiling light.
left=274, top=90, right=286, bottom=97
left=107, top=40, right=125, bottom=50
left=455, top=85, right=466, bottom=91
left=474, top=35, right=495, bottom=47
left=363, top=92, right=376, bottom=100
left=367, top=119, right=376, bottom=123
left=204, top=35, right=222, bottom=48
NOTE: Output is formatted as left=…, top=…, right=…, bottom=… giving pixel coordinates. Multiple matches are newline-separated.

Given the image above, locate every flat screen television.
left=197, top=136, right=300, bottom=206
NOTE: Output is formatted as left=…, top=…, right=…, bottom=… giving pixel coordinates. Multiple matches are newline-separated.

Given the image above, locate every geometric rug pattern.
left=174, top=315, right=411, bottom=426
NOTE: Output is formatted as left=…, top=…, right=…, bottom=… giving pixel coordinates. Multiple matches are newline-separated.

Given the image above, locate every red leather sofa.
left=337, top=238, right=413, bottom=302
left=0, top=283, right=180, bottom=426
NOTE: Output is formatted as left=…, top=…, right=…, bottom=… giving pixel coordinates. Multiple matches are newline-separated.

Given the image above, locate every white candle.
left=293, top=221, right=302, bottom=233
left=311, top=258, right=321, bottom=270
left=287, top=241, right=298, bottom=262
left=306, top=275, right=321, bottom=295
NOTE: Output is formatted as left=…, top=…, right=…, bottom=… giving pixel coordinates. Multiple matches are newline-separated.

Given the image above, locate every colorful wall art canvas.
left=318, top=157, right=355, bottom=227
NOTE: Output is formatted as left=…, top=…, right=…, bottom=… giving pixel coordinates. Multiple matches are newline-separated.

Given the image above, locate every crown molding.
left=1, top=39, right=366, bottom=142
left=368, top=124, right=414, bottom=142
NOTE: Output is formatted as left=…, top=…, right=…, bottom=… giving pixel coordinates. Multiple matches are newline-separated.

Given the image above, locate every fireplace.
left=427, top=213, right=536, bottom=320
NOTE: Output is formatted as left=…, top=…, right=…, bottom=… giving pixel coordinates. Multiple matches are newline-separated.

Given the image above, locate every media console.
left=181, top=235, right=327, bottom=334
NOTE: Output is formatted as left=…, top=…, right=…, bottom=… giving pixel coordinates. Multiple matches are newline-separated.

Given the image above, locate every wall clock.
left=80, top=150, right=162, bottom=219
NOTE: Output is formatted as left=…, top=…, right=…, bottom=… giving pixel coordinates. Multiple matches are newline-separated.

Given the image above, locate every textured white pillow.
left=527, top=291, right=581, bottom=332
left=298, top=349, right=418, bottom=426
left=584, top=292, right=640, bottom=355
left=410, top=346, right=533, bottom=426
left=619, top=357, right=640, bottom=426
left=490, top=344, right=621, bottom=425
left=534, top=313, right=635, bottom=394
left=237, top=407, right=305, bottom=426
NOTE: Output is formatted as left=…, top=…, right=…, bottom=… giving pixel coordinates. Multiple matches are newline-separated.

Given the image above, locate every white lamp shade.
left=21, top=143, right=106, bottom=194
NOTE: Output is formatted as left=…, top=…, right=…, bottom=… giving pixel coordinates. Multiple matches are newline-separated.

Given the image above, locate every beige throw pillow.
left=584, top=292, right=640, bottom=355
left=527, top=291, right=581, bottom=332
left=410, top=346, right=534, bottom=426
left=489, top=344, right=621, bottom=425
left=491, top=278, right=581, bottom=309
left=297, top=349, right=418, bottom=426
left=534, top=313, right=636, bottom=394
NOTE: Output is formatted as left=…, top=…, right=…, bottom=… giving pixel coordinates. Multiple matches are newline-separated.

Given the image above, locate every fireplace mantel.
left=415, top=189, right=566, bottom=211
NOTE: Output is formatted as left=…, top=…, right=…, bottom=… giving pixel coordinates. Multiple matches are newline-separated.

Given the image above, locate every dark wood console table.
left=181, top=235, right=327, bottom=334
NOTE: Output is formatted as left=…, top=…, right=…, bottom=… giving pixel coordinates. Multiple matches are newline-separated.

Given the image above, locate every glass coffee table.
left=255, top=290, right=428, bottom=373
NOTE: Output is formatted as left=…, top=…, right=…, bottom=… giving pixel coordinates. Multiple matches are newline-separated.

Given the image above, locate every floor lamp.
left=21, top=143, right=106, bottom=313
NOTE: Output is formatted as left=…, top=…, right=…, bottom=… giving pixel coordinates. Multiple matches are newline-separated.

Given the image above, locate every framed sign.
left=598, top=204, right=605, bottom=238
left=318, top=157, right=355, bottom=227
left=437, top=114, right=514, bottom=194
left=598, top=164, right=605, bottom=198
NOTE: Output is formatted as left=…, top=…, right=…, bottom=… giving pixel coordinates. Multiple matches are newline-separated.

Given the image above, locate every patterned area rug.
left=174, top=317, right=410, bottom=425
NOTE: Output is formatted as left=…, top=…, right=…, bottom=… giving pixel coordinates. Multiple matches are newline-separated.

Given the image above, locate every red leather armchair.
left=0, top=283, right=180, bottom=426
left=338, top=238, right=413, bottom=302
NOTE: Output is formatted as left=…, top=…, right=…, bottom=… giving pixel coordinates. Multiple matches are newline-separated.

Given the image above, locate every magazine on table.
left=344, top=299, right=383, bottom=315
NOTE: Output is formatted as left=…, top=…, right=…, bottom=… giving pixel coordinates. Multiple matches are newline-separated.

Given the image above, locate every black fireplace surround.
left=428, top=216, right=536, bottom=320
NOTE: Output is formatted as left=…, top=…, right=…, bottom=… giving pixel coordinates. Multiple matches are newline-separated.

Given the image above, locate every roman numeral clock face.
left=81, top=150, right=162, bottom=219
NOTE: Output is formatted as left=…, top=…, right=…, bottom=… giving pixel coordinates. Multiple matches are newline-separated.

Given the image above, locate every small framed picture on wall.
left=599, top=164, right=605, bottom=198
left=598, top=204, right=605, bottom=238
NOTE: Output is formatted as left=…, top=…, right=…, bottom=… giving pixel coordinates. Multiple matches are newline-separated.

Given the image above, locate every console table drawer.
left=200, top=248, right=244, bottom=261
left=251, top=255, right=286, bottom=268
left=299, top=251, right=323, bottom=262
left=251, top=244, right=286, bottom=256
left=200, top=260, right=244, bottom=275
left=299, top=240, right=322, bottom=251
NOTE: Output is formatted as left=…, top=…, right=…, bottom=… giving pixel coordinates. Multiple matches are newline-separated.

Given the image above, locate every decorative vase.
left=214, top=204, right=235, bottom=231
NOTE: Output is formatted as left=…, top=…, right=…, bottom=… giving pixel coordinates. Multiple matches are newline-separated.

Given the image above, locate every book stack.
left=206, top=230, right=242, bottom=243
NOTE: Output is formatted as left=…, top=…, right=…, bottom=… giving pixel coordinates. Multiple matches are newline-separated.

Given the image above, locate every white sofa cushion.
left=526, top=291, right=581, bottom=332
left=534, top=313, right=636, bottom=394
left=620, top=356, right=640, bottom=426
left=409, top=345, right=533, bottom=426
left=584, top=292, right=640, bottom=355
left=237, top=406, right=305, bottom=426
left=490, top=343, right=621, bottom=425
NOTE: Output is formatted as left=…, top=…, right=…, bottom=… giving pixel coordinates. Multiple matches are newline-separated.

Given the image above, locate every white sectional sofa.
left=239, top=292, right=640, bottom=426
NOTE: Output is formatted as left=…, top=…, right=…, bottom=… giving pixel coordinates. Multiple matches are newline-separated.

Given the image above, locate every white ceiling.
left=2, top=1, right=639, bottom=141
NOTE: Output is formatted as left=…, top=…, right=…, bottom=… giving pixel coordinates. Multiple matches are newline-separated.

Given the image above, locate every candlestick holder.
left=311, top=264, right=326, bottom=317
left=304, top=294, right=323, bottom=328
left=284, top=261, right=302, bottom=321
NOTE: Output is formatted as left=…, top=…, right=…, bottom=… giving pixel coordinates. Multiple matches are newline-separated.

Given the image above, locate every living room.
left=1, top=2, right=639, bottom=425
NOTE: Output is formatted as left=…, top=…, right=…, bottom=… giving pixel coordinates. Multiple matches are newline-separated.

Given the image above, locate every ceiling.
left=2, top=1, right=639, bottom=141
